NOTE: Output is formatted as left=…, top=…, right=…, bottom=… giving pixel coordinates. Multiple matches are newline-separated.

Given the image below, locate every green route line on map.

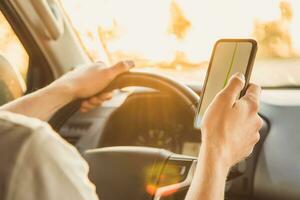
left=223, top=43, right=238, bottom=87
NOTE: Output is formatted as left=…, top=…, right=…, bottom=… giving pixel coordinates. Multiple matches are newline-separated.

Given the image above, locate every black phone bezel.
left=194, top=38, right=258, bottom=129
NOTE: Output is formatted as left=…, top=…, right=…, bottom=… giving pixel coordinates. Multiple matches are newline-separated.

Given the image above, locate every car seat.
left=0, top=55, right=26, bottom=105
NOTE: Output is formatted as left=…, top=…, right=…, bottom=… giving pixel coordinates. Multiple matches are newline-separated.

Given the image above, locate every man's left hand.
left=51, top=60, right=134, bottom=112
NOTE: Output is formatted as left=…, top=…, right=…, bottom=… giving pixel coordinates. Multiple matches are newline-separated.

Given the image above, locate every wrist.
left=46, top=81, right=76, bottom=103
left=200, top=140, right=232, bottom=172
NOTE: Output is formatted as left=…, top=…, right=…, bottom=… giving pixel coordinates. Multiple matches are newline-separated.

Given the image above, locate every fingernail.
left=80, top=108, right=87, bottom=113
left=96, top=60, right=106, bottom=65
left=124, top=60, right=135, bottom=69
left=235, top=72, right=245, bottom=81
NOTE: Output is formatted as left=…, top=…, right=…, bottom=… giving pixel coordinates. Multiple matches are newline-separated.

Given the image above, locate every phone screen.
left=194, top=40, right=257, bottom=129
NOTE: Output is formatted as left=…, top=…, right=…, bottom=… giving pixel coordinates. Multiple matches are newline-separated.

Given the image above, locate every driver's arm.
left=0, top=61, right=134, bottom=120
left=185, top=73, right=262, bottom=200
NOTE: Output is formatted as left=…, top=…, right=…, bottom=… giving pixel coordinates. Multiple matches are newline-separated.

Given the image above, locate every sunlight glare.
left=61, top=0, right=300, bottom=68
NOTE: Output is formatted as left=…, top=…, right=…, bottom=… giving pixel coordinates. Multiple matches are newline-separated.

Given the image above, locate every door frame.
left=0, top=0, right=54, bottom=92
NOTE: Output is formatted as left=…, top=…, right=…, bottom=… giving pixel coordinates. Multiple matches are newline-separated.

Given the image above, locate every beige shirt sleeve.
left=3, top=112, right=99, bottom=200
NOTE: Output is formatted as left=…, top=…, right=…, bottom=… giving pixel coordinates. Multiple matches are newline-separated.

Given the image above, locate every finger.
left=80, top=107, right=88, bottom=113
left=219, top=72, right=245, bottom=104
left=254, top=131, right=261, bottom=144
left=88, top=97, right=102, bottom=105
left=246, top=147, right=255, bottom=158
left=108, top=60, right=135, bottom=79
left=97, top=92, right=113, bottom=101
left=80, top=100, right=103, bottom=112
left=95, top=60, right=107, bottom=66
left=80, top=104, right=93, bottom=112
left=81, top=93, right=112, bottom=112
left=81, top=101, right=99, bottom=111
left=242, top=83, right=261, bottom=103
left=256, top=115, right=264, bottom=131
left=241, top=84, right=261, bottom=112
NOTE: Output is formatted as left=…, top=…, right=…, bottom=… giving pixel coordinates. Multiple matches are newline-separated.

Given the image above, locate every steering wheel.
left=49, top=71, right=200, bottom=131
left=49, top=72, right=241, bottom=200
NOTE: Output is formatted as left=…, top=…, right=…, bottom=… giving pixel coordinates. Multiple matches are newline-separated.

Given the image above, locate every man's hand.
left=201, top=72, right=262, bottom=167
left=0, top=61, right=134, bottom=120
left=50, top=60, right=134, bottom=112
left=185, top=73, right=262, bottom=200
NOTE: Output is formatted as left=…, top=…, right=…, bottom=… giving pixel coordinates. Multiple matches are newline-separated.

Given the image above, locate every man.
left=0, top=61, right=262, bottom=200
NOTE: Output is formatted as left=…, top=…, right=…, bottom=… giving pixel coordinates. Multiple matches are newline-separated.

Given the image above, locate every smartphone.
left=194, top=39, right=257, bottom=129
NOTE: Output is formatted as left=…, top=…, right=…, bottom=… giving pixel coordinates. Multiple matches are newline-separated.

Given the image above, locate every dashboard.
left=99, top=92, right=201, bottom=156
left=59, top=89, right=201, bottom=157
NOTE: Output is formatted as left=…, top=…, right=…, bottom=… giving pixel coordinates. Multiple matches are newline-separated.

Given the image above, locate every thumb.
left=108, top=60, right=135, bottom=79
left=221, top=72, right=245, bottom=104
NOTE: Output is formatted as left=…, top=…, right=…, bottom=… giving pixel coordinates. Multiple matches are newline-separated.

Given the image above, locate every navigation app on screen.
left=195, top=41, right=253, bottom=128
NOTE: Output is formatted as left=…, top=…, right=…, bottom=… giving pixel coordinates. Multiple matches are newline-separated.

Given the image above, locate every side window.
left=0, top=11, right=29, bottom=83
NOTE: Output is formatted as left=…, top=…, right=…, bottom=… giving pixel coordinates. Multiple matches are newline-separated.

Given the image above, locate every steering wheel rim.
left=49, top=71, right=200, bottom=131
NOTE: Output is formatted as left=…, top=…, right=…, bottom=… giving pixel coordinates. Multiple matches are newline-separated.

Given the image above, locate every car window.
left=0, top=11, right=29, bottom=82
left=60, top=0, right=300, bottom=87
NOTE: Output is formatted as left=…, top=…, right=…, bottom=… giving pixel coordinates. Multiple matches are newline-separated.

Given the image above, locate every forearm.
left=185, top=143, right=230, bottom=200
left=0, top=83, right=74, bottom=121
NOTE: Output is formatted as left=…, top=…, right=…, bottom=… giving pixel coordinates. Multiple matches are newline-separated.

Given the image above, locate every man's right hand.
left=201, top=72, right=263, bottom=168
left=185, top=73, right=262, bottom=200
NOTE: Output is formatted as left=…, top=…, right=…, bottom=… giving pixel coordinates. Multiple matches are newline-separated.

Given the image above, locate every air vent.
left=67, top=122, right=92, bottom=131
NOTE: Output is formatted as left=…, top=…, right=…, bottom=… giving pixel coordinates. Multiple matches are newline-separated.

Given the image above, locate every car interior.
left=1, top=0, right=300, bottom=199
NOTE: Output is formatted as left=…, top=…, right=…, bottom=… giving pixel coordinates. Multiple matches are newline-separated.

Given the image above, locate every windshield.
left=60, top=0, right=300, bottom=87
